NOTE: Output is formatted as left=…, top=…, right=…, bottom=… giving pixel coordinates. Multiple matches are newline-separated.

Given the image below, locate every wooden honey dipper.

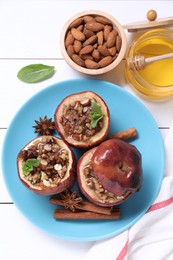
left=127, top=52, right=173, bottom=70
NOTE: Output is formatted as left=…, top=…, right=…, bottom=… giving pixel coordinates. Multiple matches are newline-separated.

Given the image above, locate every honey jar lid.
left=123, top=10, right=173, bottom=32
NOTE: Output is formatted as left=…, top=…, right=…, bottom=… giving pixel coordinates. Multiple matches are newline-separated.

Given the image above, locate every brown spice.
left=50, top=189, right=83, bottom=212
left=53, top=208, right=120, bottom=220
left=32, top=116, right=56, bottom=136
left=107, top=127, right=137, bottom=141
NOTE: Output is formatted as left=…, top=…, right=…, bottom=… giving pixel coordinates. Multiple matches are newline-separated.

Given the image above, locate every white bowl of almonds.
left=60, top=10, right=127, bottom=75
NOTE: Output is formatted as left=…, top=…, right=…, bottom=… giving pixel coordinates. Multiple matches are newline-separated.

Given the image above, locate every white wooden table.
left=0, top=1, right=173, bottom=259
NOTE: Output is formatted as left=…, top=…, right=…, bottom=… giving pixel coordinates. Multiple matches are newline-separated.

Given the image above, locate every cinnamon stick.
left=53, top=208, right=120, bottom=220
left=107, top=127, right=137, bottom=141
left=49, top=197, right=113, bottom=215
left=80, top=201, right=113, bottom=215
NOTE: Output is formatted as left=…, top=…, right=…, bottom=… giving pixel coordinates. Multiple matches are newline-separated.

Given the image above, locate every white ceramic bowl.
left=60, top=10, right=127, bottom=75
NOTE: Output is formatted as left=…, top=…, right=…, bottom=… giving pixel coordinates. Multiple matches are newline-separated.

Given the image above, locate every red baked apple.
left=54, top=91, right=110, bottom=149
left=17, top=136, right=76, bottom=195
left=77, top=139, right=143, bottom=206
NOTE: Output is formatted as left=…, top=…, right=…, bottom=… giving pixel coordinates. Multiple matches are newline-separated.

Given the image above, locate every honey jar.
left=124, top=12, right=173, bottom=100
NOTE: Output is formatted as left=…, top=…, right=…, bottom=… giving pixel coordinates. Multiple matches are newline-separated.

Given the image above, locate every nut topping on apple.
left=54, top=91, right=110, bottom=148
left=77, top=139, right=143, bottom=206
left=17, top=136, right=76, bottom=195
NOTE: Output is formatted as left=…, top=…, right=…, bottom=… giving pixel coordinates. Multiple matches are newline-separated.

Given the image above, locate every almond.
left=83, top=15, right=96, bottom=23
left=97, top=31, right=104, bottom=45
left=106, top=31, right=117, bottom=48
left=83, top=35, right=98, bottom=47
left=108, top=46, right=116, bottom=56
left=95, top=16, right=112, bottom=25
left=73, top=40, right=82, bottom=53
left=71, top=28, right=85, bottom=41
left=116, top=35, right=122, bottom=52
left=69, top=17, right=83, bottom=29
left=77, top=24, right=84, bottom=31
left=72, top=54, right=85, bottom=67
left=80, top=54, right=94, bottom=61
left=97, top=45, right=110, bottom=57
left=85, top=59, right=100, bottom=69
left=85, top=22, right=103, bottom=32
left=98, top=56, right=113, bottom=68
left=92, top=49, right=100, bottom=61
left=67, top=45, right=75, bottom=58
left=83, top=28, right=94, bottom=38
left=103, top=25, right=112, bottom=41
left=79, top=45, right=94, bottom=55
left=65, top=34, right=74, bottom=48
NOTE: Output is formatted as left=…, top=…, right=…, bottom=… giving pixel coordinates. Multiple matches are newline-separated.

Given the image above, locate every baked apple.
left=54, top=91, right=110, bottom=148
left=77, top=139, right=143, bottom=206
left=17, top=136, right=76, bottom=195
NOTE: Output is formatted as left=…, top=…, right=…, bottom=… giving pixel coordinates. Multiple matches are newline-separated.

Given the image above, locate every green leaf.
left=17, top=64, right=55, bottom=83
left=26, top=159, right=40, bottom=167
left=90, top=102, right=103, bottom=128
left=22, top=159, right=40, bottom=176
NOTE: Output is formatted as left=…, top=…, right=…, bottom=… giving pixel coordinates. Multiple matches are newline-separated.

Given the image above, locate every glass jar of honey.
left=125, top=29, right=173, bottom=100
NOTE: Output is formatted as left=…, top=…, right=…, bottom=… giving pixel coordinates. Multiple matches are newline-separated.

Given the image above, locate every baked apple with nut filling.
left=77, top=139, right=143, bottom=206
left=54, top=91, right=110, bottom=149
left=17, top=136, right=76, bottom=195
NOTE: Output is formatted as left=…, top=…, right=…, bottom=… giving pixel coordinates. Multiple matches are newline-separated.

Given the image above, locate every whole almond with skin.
left=67, top=45, right=75, bottom=58
left=72, top=54, right=85, bottom=67
left=85, top=22, right=103, bottom=32
left=103, top=25, right=112, bottom=41
left=108, top=46, right=116, bottom=56
left=80, top=54, right=94, bottom=61
left=83, top=15, right=96, bottom=23
left=95, top=16, right=112, bottom=25
left=69, top=17, right=83, bottom=29
left=116, top=35, right=122, bottom=52
left=65, top=34, right=74, bottom=48
left=93, top=43, right=98, bottom=49
left=85, top=59, right=100, bottom=69
left=73, top=40, right=82, bottom=53
left=97, top=31, right=104, bottom=45
left=71, top=28, right=85, bottom=41
left=97, top=45, right=110, bottom=57
left=106, top=31, right=117, bottom=48
left=83, top=35, right=98, bottom=47
left=98, top=56, right=113, bottom=68
left=77, top=24, right=84, bottom=31
left=83, top=28, right=94, bottom=38
left=92, top=49, right=100, bottom=61
left=79, top=45, right=94, bottom=55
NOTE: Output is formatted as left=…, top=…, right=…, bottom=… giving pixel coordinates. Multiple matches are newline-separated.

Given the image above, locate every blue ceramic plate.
left=2, top=78, right=164, bottom=241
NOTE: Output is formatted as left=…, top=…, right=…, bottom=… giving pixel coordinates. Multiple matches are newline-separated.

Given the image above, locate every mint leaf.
left=90, top=102, right=103, bottom=128
left=22, top=159, right=40, bottom=176
left=26, top=159, right=40, bottom=167
left=17, top=64, right=55, bottom=83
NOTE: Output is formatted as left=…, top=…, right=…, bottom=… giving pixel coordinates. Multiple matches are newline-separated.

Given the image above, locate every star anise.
left=32, top=116, right=56, bottom=136
left=56, top=189, right=83, bottom=212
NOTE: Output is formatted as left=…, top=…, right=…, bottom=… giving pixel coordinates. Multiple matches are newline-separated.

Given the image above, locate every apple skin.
left=54, top=91, right=110, bottom=149
left=77, top=147, right=133, bottom=207
left=17, top=136, right=76, bottom=196
left=91, top=139, right=143, bottom=196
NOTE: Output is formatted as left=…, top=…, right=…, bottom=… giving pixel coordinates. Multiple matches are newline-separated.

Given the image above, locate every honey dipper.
left=127, top=52, right=173, bottom=70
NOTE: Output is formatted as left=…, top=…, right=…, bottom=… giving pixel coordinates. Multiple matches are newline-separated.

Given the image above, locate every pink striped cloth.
left=85, top=124, right=173, bottom=260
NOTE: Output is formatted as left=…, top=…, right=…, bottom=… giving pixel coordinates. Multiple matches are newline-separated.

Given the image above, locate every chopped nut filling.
left=83, top=163, right=129, bottom=203
left=19, top=137, right=69, bottom=188
left=60, top=99, right=103, bottom=141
